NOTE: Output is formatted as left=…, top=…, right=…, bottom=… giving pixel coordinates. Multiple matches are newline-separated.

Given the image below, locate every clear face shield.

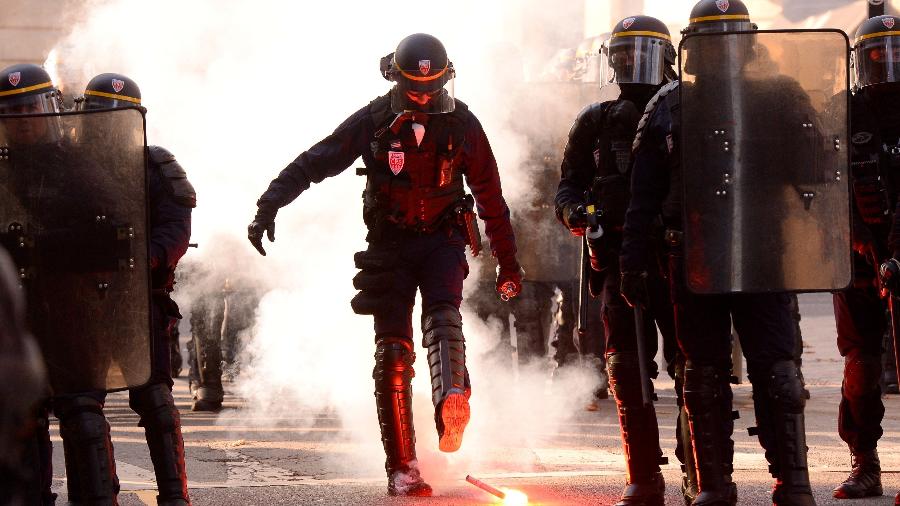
left=75, top=95, right=140, bottom=111
left=854, top=36, right=900, bottom=88
left=389, top=65, right=456, bottom=114
left=601, top=36, right=667, bottom=85
left=0, top=91, right=63, bottom=146
left=688, top=19, right=754, bottom=34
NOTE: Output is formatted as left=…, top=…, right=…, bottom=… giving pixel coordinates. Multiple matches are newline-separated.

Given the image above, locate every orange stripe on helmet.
left=0, top=81, right=53, bottom=97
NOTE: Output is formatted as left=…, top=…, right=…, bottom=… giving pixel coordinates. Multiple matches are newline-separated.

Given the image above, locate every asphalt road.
left=49, top=294, right=900, bottom=505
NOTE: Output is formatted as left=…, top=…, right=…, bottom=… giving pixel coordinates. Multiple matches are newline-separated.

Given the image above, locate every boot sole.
left=438, top=393, right=470, bottom=453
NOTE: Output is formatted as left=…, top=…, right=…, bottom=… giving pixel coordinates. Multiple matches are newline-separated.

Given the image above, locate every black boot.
left=129, top=384, right=190, bottom=506
left=756, top=361, right=815, bottom=506
left=833, top=449, right=882, bottom=499
left=54, top=395, right=119, bottom=505
left=607, top=353, right=667, bottom=506
left=422, top=304, right=470, bottom=453
left=374, top=337, right=432, bottom=497
left=674, top=359, right=698, bottom=505
left=683, top=362, right=737, bottom=506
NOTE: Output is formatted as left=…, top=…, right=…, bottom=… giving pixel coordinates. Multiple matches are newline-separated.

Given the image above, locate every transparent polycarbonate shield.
left=0, top=107, right=151, bottom=394
left=678, top=30, right=851, bottom=294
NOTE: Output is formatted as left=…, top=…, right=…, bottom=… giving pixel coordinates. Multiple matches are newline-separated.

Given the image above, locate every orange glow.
left=500, top=488, right=529, bottom=506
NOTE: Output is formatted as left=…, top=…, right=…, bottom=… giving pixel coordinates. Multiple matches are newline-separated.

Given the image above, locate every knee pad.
left=683, top=361, right=732, bottom=406
left=55, top=396, right=107, bottom=443
left=844, top=351, right=881, bottom=398
left=373, top=337, right=415, bottom=392
left=607, top=352, right=645, bottom=405
left=129, top=383, right=178, bottom=432
left=766, top=360, right=806, bottom=414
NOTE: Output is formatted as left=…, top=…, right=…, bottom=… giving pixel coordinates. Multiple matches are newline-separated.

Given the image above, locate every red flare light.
left=465, top=475, right=529, bottom=505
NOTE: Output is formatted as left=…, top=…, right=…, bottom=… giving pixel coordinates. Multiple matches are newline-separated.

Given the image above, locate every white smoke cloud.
left=54, top=0, right=600, bottom=484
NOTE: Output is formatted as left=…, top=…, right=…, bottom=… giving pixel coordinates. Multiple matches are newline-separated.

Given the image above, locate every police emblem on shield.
left=716, top=0, right=729, bottom=13
left=388, top=151, right=405, bottom=175
left=419, top=59, right=431, bottom=76
left=8, top=72, right=20, bottom=87
left=112, top=79, right=125, bottom=93
left=623, top=17, right=636, bottom=30
left=884, top=18, right=896, bottom=30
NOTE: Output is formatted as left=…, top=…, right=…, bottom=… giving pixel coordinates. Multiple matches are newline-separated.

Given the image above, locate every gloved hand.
left=853, top=224, right=882, bottom=269
left=248, top=205, right=277, bottom=256
left=496, top=261, right=523, bottom=301
left=561, top=203, right=587, bottom=236
left=880, top=257, right=900, bottom=298
left=620, top=270, right=649, bottom=309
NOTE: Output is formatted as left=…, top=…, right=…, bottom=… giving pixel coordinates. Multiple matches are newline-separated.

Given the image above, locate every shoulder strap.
left=632, top=80, right=680, bottom=152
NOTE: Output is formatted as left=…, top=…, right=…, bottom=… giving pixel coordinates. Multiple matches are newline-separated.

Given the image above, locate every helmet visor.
left=77, top=95, right=139, bottom=111
left=0, top=91, right=60, bottom=115
left=690, top=20, right=753, bottom=34
left=390, top=74, right=455, bottom=114
left=855, top=36, right=900, bottom=88
left=603, top=36, right=668, bottom=85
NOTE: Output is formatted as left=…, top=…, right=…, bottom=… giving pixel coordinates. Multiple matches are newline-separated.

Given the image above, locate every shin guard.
left=129, top=384, right=190, bottom=505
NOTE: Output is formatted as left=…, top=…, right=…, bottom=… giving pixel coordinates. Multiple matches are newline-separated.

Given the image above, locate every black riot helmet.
left=77, top=73, right=142, bottom=110
left=381, top=33, right=456, bottom=114
left=684, top=0, right=756, bottom=34
left=853, top=15, right=900, bottom=89
left=0, top=63, right=62, bottom=114
left=601, top=15, right=675, bottom=86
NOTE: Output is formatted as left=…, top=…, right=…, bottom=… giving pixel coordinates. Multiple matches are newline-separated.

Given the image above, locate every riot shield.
left=0, top=107, right=151, bottom=394
left=679, top=29, right=851, bottom=294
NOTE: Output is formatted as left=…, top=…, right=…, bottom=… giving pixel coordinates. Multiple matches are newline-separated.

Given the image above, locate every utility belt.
left=362, top=190, right=482, bottom=256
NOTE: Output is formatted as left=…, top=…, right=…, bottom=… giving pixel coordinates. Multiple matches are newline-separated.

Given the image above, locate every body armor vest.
left=850, top=92, right=900, bottom=226
left=587, top=99, right=642, bottom=231
left=364, top=102, right=467, bottom=233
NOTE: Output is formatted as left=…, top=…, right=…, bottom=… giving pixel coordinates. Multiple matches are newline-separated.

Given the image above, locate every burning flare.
left=466, top=475, right=529, bottom=505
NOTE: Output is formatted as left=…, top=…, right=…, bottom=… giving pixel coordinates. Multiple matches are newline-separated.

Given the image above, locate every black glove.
left=248, top=206, right=277, bottom=256
left=880, top=257, right=900, bottom=297
left=561, top=204, right=587, bottom=236
left=620, top=270, right=649, bottom=309
left=496, top=261, right=523, bottom=301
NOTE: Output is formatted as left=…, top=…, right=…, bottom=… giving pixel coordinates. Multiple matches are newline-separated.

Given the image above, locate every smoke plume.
left=54, top=0, right=601, bottom=484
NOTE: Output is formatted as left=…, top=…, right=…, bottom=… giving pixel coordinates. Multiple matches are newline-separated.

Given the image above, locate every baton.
left=890, top=296, right=900, bottom=387
left=577, top=239, right=590, bottom=336
left=633, top=304, right=653, bottom=406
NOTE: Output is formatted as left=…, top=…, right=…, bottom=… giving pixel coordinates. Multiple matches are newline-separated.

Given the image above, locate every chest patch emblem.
left=852, top=132, right=874, bottom=144
left=388, top=151, right=405, bottom=175
left=666, top=134, right=675, bottom=153
left=716, top=0, right=729, bottom=13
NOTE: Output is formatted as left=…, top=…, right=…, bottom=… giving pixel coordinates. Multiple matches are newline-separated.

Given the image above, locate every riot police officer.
left=620, top=2, right=823, bottom=504
left=556, top=16, right=681, bottom=506
left=34, top=73, right=195, bottom=505
left=0, top=245, right=47, bottom=506
left=832, top=14, right=900, bottom=500
left=247, top=33, right=522, bottom=496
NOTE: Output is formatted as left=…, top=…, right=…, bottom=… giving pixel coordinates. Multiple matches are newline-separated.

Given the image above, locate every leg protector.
left=674, top=359, right=698, bottom=505
left=607, top=352, right=666, bottom=506
left=683, top=361, right=737, bottom=506
left=759, top=361, right=815, bottom=505
left=54, top=395, right=119, bottom=504
left=129, top=384, right=189, bottom=505
left=422, top=304, right=470, bottom=453
left=372, top=337, right=431, bottom=497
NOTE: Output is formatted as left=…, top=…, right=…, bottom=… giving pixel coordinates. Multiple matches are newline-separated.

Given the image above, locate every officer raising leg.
left=248, top=33, right=521, bottom=496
